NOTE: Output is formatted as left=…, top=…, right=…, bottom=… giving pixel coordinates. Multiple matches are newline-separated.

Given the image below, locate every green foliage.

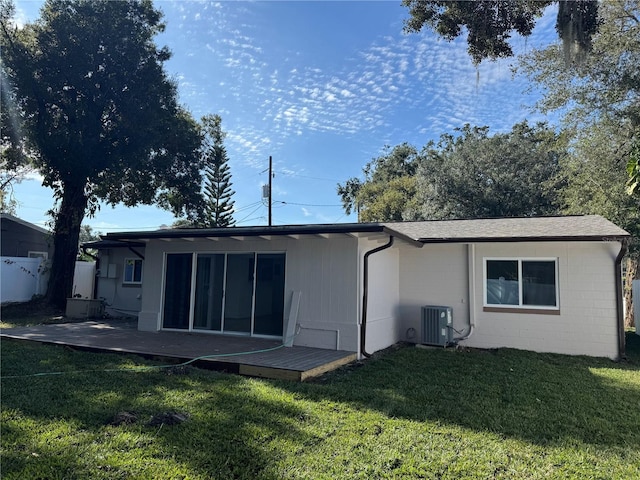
left=199, top=114, right=236, bottom=228
left=337, top=143, right=420, bottom=222
left=417, top=122, right=565, bottom=220
left=358, top=176, right=418, bottom=222
left=1, top=338, right=639, bottom=478
left=561, top=123, right=640, bottom=243
left=77, top=224, right=101, bottom=261
left=0, top=0, right=205, bottom=306
left=519, top=0, right=640, bottom=129
left=402, top=0, right=598, bottom=65
left=627, top=141, right=640, bottom=197
left=339, top=123, right=565, bottom=222
left=519, top=0, right=640, bottom=246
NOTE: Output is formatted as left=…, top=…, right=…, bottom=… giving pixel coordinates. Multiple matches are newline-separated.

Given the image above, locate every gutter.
left=360, top=236, right=394, bottom=358
left=615, top=239, right=629, bottom=360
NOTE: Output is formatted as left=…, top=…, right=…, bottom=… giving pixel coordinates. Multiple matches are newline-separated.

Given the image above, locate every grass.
left=0, top=298, right=65, bottom=329
left=1, top=317, right=639, bottom=479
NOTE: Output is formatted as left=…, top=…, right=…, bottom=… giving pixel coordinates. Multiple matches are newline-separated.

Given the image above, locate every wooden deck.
left=0, top=319, right=357, bottom=381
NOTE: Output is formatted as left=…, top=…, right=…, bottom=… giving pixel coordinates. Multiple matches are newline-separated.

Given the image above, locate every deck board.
left=0, top=319, right=356, bottom=381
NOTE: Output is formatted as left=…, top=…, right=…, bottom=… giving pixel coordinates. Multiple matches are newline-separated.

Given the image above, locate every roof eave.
left=416, top=235, right=631, bottom=244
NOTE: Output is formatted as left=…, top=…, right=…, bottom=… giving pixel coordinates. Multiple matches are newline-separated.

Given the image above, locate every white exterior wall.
left=97, top=248, right=144, bottom=317
left=358, top=238, right=400, bottom=354
left=137, top=235, right=361, bottom=352
left=397, top=243, right=470, bottom=342
left=462, top=241, right=621, bottom=359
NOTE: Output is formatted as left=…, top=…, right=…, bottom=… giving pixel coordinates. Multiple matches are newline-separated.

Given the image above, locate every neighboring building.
left=0, top=214, right=53, bottom=303
left=86, top=215, right=630, bottom=360
left=0, top=213, right=53, bottom=259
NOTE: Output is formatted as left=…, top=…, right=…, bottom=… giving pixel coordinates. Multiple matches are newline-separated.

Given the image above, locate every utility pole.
left=268, top=155, right=273, bottom=226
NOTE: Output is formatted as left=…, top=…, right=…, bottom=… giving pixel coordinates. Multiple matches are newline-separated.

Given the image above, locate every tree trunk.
left=624, top=255, right=638, bottom=329
left=46, top=181, right=89, bottom=309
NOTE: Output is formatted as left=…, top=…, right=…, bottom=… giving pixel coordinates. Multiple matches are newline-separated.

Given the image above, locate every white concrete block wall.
left=463, top=241, right=621, bottom=359
left=358, top=238, right=400, bottom=354
left=397, top=243, right=469, bottom=343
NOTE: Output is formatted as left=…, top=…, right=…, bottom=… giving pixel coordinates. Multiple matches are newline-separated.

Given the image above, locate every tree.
left=559, top=122, right=640, bottom=328
left=199, top=114, right=235, bottom=228
left=402, top=0, right=599, bottom=65
left=518, top=0, right=640, bottom=327
left=78, top=224, right=101, bottom=261
left=628, top=142, right=640, bottom=197
left=415, top=122, right=566, bottom=220
left=0, top=0, right=205, bottom=308
left=338, top=123, right=565, bottom=222
left=337, top=143, right=421, bottom=222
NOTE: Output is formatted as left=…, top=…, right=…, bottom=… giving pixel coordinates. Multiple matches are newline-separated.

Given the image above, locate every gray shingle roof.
left=383, top=215, right=629, bottom=243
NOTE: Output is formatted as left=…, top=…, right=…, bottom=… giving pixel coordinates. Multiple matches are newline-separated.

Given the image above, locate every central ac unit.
left=421, top=305, right=453, bottom=346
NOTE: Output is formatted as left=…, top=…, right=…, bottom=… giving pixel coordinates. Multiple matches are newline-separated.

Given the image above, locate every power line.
left=274, top=200, right=342, bottom=207
left=275, top=170, right=341, bottom=182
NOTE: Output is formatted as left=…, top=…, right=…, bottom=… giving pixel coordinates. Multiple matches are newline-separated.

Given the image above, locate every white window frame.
left=123, top=257, right=143, bottom=285
left=483, top=257, right=559, bottom=310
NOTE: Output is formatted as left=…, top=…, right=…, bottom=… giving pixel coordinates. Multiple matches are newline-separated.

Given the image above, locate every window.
left=28, top=251, right=48, bottom=260
left=485, top=258, right=558, bottom=310
left=123, top=258, right=143, bottom=284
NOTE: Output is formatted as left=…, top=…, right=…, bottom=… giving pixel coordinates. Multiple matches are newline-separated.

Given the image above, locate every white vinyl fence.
left=1, top=256, right=49, bottom=303
left=0, top=257, right=95, bottom=304
left=72, top=261, right=96, bottom=299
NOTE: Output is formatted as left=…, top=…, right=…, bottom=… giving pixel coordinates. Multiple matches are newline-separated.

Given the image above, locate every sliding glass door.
left=162, top=253, right=193, bottom=330
left=223, top=253, right=255, bottom=334
left=193, top=254, right=225, bottom=331
left=162, top=251, right=285, bottom=337
left=254, top=253, right=286, bottom=336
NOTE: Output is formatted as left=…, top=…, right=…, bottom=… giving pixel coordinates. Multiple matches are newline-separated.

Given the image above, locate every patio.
left=0, top=319, right=357, bottom=381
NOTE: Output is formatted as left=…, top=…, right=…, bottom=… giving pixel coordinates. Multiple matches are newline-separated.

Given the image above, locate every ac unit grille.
left=421, top=306, right=453, bottom=346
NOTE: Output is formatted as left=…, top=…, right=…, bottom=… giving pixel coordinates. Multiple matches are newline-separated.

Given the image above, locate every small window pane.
left=486, top=260, right=519, bottom=305
left=124, top=259, right=142, bottom=283
left=522, top=261, right=556, bottom=307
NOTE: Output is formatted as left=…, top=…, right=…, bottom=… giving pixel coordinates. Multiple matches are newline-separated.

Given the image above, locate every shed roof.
left=99, top=215, right=628, bottom=245
left=0, top=213, right=50, bottom=235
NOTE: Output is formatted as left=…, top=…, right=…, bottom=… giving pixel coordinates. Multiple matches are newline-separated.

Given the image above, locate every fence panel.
left=1, top=257, right=46, bottom=303
left=72, top=261, right=96, bottom=299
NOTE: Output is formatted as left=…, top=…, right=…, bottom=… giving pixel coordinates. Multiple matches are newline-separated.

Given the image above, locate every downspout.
left=615, top=239, right=629, bottom=360
left=455, top=243, right=476, bottom=342
left=360, top=236, right=394, bottom=358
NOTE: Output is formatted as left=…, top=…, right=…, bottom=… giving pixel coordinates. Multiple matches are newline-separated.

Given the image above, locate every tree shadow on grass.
left=0, top=340, right=311, bottom=479
left=288, top=332, right=640, bottom=451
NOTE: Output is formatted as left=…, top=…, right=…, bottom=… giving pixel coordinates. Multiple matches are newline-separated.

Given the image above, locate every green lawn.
left=1, top=333, right=639, bottom=479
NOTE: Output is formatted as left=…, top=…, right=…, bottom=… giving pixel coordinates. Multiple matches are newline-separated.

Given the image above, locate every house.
left=0, top=214, right=54, bottom=303
left=0, top=213, right=53, bottom=259
left=86, top=215, right=630, bottom=360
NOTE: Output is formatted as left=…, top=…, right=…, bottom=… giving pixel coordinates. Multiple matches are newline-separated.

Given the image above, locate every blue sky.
left=11, top=0, right=559, bottom=233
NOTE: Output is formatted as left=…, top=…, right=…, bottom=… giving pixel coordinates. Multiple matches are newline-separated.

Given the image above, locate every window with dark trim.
left=484, top=258, right=558, bottom=309
left=123, top=258, right=143, bottom=284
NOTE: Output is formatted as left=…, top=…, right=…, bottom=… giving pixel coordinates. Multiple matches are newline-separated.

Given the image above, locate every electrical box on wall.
left=98, top=255, right=109, bottom=277
left=107, top=263, right=117, bottom=278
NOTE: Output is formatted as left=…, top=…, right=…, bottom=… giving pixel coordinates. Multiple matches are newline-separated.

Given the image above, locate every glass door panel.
left=162, top=253, right=193, bottom=329
left=223, top=253, right=254, bottom=334
left=253, top=253, right=285, bottom=336
left=193, top=254, right=225, bottom=331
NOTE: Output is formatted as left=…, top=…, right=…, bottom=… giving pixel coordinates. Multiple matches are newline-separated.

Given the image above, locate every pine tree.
left=200, top=115, right=235, bottom=227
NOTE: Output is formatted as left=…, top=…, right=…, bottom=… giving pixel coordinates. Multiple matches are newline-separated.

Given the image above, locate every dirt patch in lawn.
left=1, top=298, right=65, bottom=327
